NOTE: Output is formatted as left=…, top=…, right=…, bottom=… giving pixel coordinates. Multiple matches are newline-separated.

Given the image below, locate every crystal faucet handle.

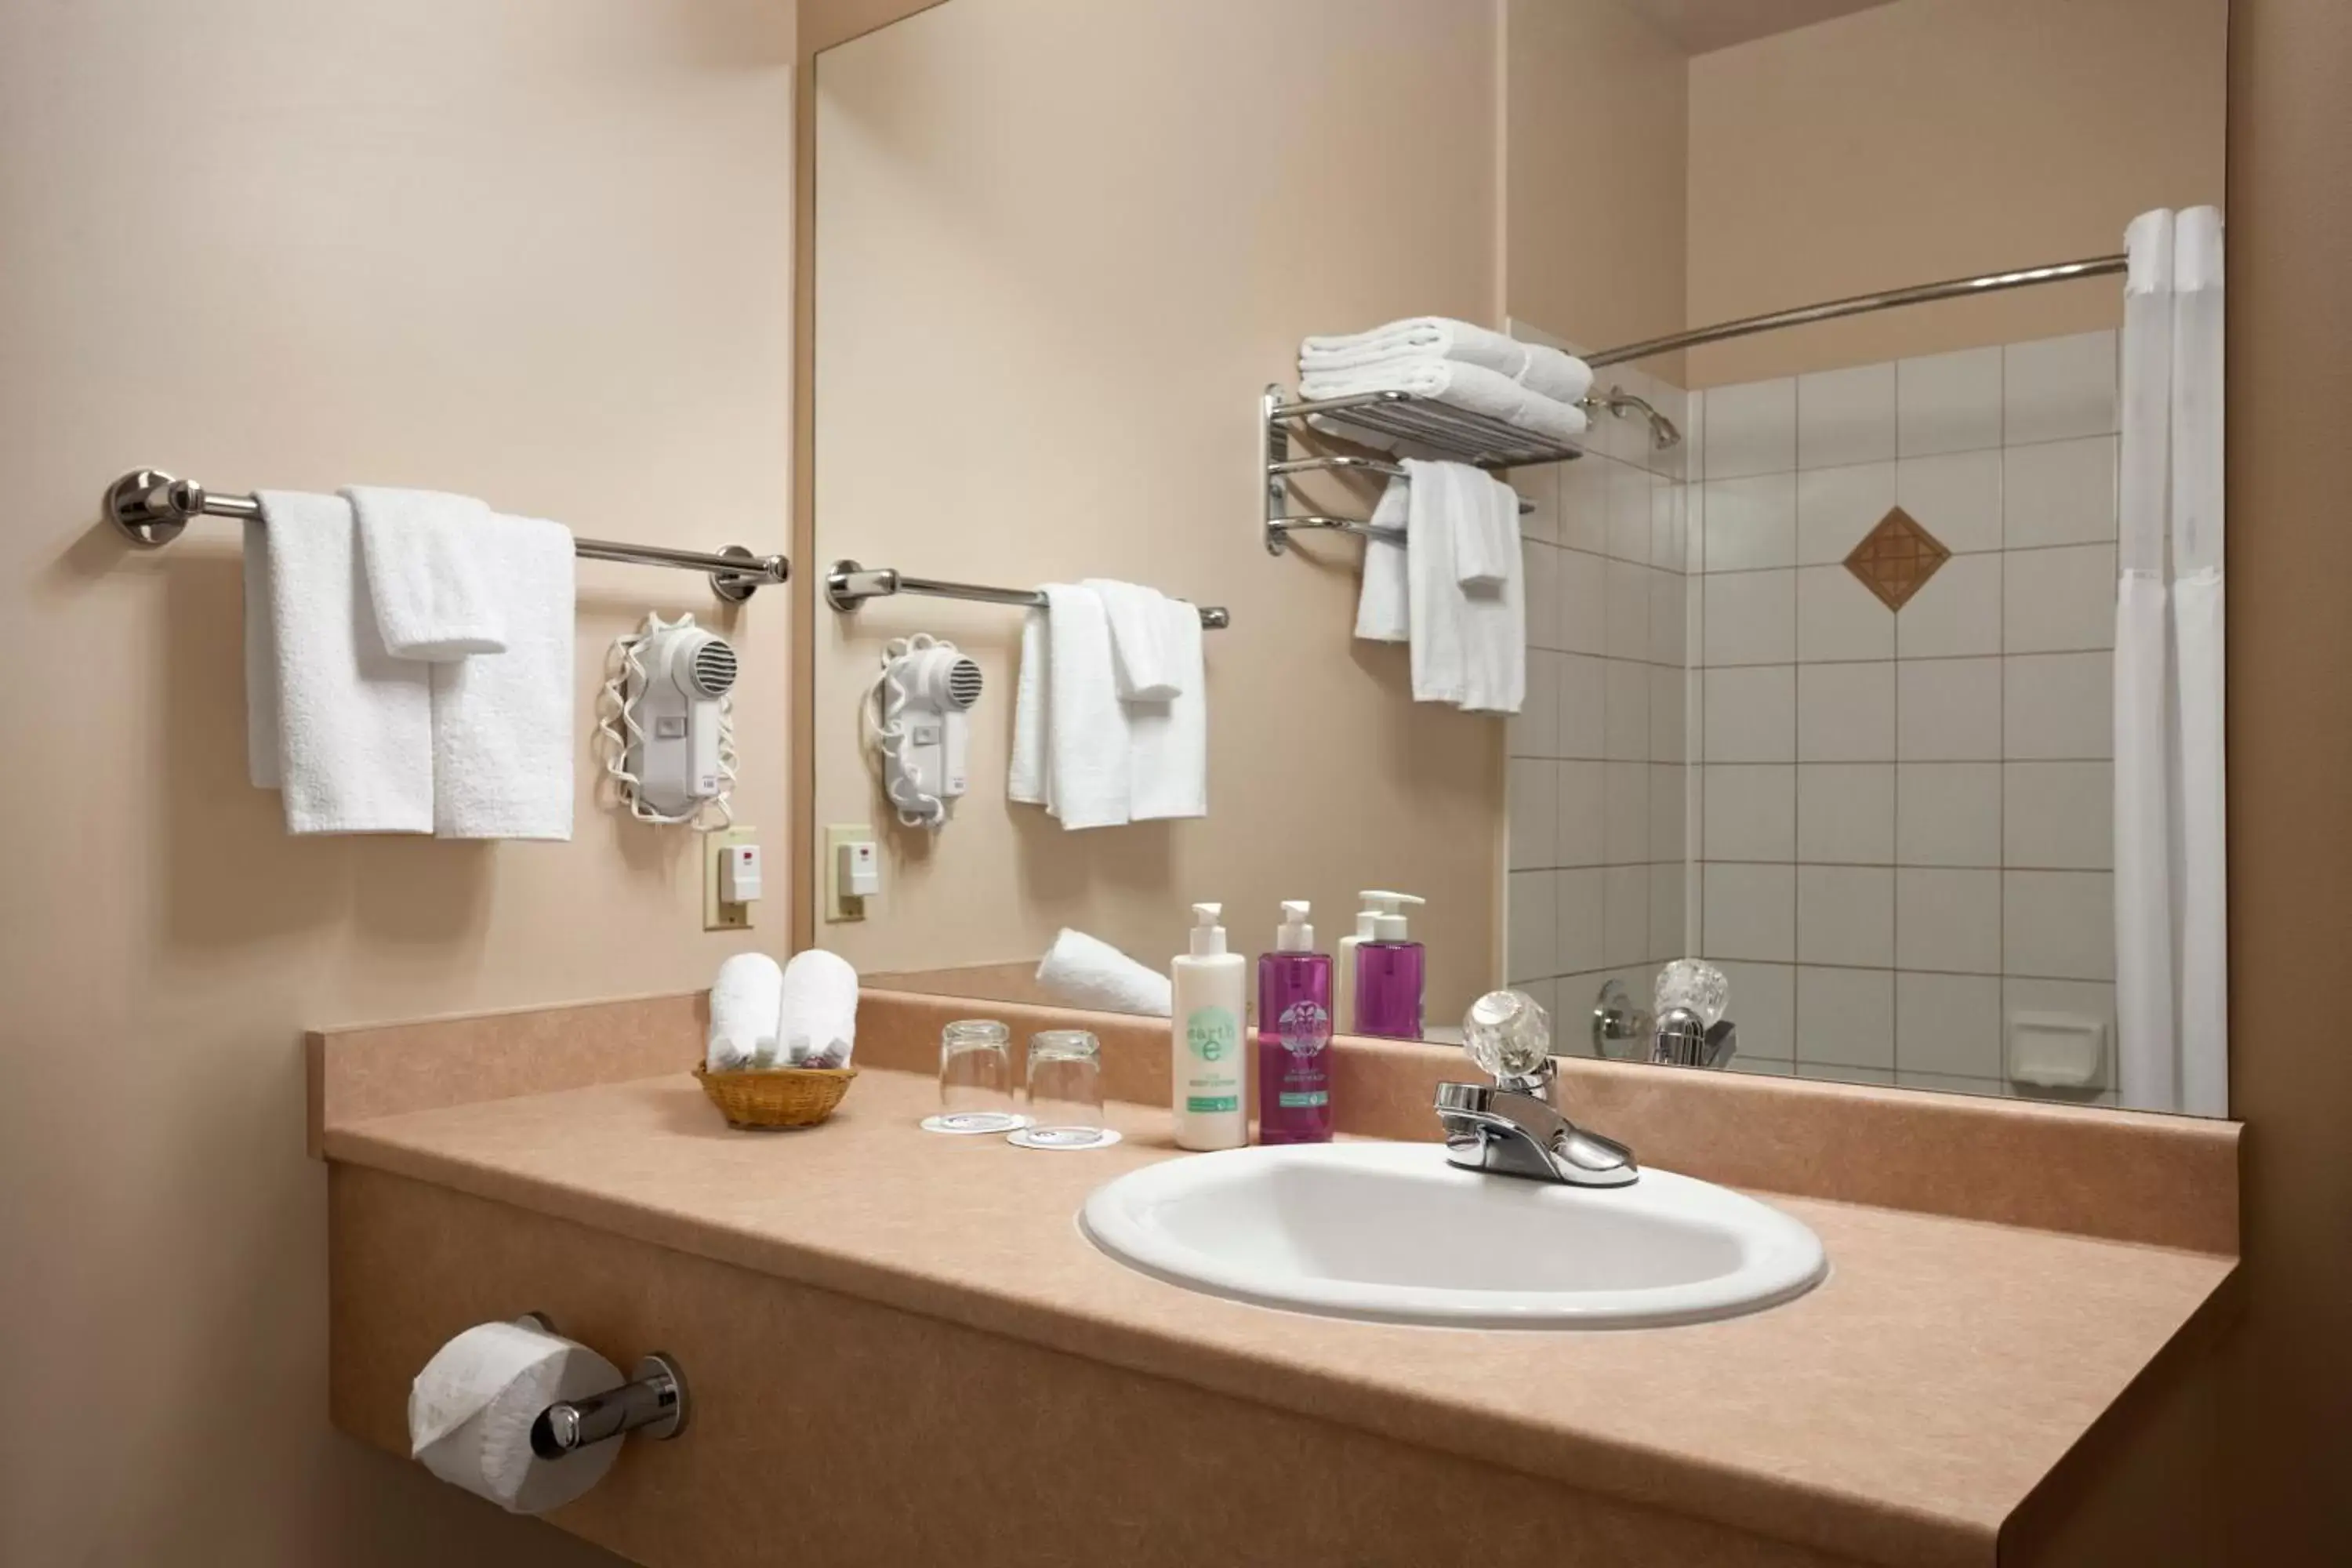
left=1463, top=989, right=1552, bottom=1081
left=1654, top=959, right=1729, bottom=1029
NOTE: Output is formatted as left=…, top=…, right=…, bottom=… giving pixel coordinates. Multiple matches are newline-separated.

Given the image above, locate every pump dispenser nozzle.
left=1276, top=899, right=1314, bottom=953
left=1357, top=889, right=1427, bottom=942
left=1189, top=902, right=1228, bottom=957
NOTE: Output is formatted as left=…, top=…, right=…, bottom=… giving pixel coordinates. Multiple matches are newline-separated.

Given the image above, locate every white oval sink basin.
left=1081, top=1142, right=1827, bottom=1329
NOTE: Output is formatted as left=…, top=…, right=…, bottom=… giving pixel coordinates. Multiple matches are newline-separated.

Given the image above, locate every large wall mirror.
left=800, top=0, right=2229, bottom=1116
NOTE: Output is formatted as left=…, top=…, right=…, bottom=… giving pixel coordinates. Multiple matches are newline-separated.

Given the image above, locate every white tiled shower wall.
left=1507, top=332, right=2121, bottom=1103
left=1504, top=366, right=1693, bottom=1039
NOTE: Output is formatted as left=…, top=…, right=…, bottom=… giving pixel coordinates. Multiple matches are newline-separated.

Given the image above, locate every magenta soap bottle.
left=1257, top=900, right=1334, bottom=1144
left=1352, top=891, right=1428, bottom=1040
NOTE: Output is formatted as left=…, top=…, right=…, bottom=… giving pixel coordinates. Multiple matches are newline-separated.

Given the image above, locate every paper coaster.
left=920, top=1112, right=1031, bottom=1135
left=1006, top=1127, right=1123, bottom=1151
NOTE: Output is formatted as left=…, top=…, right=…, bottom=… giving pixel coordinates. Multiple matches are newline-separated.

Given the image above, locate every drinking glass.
left=1008, top=1029, right=1120, bottom=1149
left=920, top=1019, right=1027, bottom=1134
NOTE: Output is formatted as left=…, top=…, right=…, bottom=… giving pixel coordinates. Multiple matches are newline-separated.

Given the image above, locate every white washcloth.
left=779, top=948, right=859, bottom=1068
left=341, top=486, right=508, bottom=661
left=1298, top=360, right=1590, bottom=449
left=246, top=491, right=435, bottom=834
left=1127, top=594, right=1207, bottom=822
left=1009, top=584, right=1131, bottom=830
left=1036, top=928, right=1173, bottom=1017
left=1081, top=578, right=1185, bottom=700
left=1354, top=476, right=1412, bottom=643
left=428, top=514, right=575, bottom=840
left=1301, top=317, right=1593, bottom=405
left=708, top=952, right=784, bottom=1071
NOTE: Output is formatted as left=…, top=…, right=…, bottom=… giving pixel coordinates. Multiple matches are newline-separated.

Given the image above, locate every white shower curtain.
left=2115, top=207, right=2227, bottom=1116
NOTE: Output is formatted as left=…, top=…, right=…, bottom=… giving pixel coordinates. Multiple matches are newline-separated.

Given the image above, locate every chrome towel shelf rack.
left=1259, top=385, right=1575, bottom=556
left=103, top=468, right=790, bottom=601
left=826, top=560, right=1230, bottom=630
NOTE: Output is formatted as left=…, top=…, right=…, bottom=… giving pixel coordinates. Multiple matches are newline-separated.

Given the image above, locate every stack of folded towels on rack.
left=244, top=487, right=575, bottom=839
left=706, top=949, right=861, bottom=1072
left=1298, top=315, right=1594, bottom=448
left=1298, top=317, right=1592, bottom=718
left=1008, top=579, right=1207, bottom=831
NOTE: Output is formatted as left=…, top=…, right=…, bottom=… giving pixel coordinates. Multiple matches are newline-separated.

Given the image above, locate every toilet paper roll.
left=409, top=1319, right=623, bottom=1515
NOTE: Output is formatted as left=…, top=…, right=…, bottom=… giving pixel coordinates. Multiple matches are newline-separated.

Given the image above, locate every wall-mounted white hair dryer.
left=870, top=635, right=982, bottom=829
left=625, top=622, right=739, bottom=818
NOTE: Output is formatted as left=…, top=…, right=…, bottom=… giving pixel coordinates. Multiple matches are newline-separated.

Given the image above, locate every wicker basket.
left=693, top=1065, right=858, bottom=1130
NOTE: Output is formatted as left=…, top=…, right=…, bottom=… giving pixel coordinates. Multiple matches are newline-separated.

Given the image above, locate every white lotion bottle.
left=1171, top=902, right=1248, bottom=1150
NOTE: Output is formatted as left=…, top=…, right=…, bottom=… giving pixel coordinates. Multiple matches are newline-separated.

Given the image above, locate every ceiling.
left=1628, top=0, right=1901, bottom=56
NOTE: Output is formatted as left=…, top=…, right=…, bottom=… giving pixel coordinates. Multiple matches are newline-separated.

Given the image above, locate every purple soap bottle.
left=1257, top=900, right=1334, bottom=1144
left=1353, top=891, right=1428, bottom=1040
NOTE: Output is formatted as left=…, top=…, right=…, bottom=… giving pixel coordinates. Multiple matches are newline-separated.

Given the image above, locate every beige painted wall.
left=1505, top=0, right=1690, bottom=372
left=810, top=0, right=1506, bottom=1021
left=0, top=2, right=791, bottom=1563
left=1683, top=0, right=2228, bottom=384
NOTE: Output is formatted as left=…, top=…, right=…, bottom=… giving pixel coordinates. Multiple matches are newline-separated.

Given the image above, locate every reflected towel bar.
left=103, top=467, right=790, bottom=602
left=825, top=561, right=1230, bottom=630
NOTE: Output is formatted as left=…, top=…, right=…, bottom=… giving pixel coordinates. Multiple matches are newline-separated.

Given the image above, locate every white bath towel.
left=1404, top=465, right=1524, bottom=714
left=707, top=951, right=784, bottom=1071
left=247, top=490, right=435, bottom=834
left=1353, top=475, right=1412, bottom=643
left=342, top=486, right=508, bottom=661
left=1127, top=594, right=1207, bottom=822
left=1036, top=928, right=1173, bottom=1018
left=779, top=947, right=860, bottom=1068
left=1009, top=606, right=1051, bottom=808
left=1433, top=462, right=1519, bottom=589
left=1008, top=584, right=1131, bottom=830
left=429, top=514, right=575, bottom=839
left=1081, top=578, right=1185, bottom=701
left=1301, top=317, right=1594, bottom=405
left=1298, top=360, right=1591, bottom=451
left=1455, top=478, right=1526, bottom=717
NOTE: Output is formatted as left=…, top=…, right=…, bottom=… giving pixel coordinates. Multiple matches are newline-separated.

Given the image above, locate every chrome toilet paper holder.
left=517, top=1313, right=690, bottom=1458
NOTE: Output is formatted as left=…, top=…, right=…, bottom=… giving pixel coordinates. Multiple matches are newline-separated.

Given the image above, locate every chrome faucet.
left=1435, top=992, right=1638, bottom=1188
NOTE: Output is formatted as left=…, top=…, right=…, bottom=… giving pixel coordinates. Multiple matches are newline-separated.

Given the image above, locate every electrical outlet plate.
left=826, top=823, right=874, bottom=922
left=702, top=826, right=759, bottom=931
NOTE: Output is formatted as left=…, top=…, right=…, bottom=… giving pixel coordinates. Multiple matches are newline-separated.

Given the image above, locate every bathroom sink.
left=1080, top=1142, right=1826, bottom=1329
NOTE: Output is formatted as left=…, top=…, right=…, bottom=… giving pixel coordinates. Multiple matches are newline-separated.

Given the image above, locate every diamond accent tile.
left=1844, top=506, right=1951, bottom=612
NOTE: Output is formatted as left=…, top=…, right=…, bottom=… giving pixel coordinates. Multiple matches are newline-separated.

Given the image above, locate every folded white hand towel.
left=708, top=951, right=785, bottom=1071
left=1435, top=463, right=1519, bottom=589
left=1081, top=578, right=1184, bottom=700
left=1298, top=359, right=1589, bottom=448
left=342, top=486, right=508, bottom=661
left=1353, top=476, right=1412, bottom=643
left=779, top=948, right=860, bottom=1068
left=429, top=515, right=575, bottom=840
left=1036, top=928, right=1173, bottom=1018
left=1128, top=594, right=1207, bottom=822
left=248, top=491, right=435, bottom=834
left=1008, top=606, right=1051, bottom=808
left=1301, top=316, right=1594, bottom=405
left=1040, top=584, right=1130, bottom=829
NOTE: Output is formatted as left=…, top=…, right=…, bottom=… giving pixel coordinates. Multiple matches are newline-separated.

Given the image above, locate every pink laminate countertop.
left=322, top=1068, right=2236, bottom=1568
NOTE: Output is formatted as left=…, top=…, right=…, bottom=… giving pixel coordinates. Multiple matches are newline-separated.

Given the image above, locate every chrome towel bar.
left=103, top=468, right=789, bottom=602
left=826, top=560, right=1230, bottom=630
